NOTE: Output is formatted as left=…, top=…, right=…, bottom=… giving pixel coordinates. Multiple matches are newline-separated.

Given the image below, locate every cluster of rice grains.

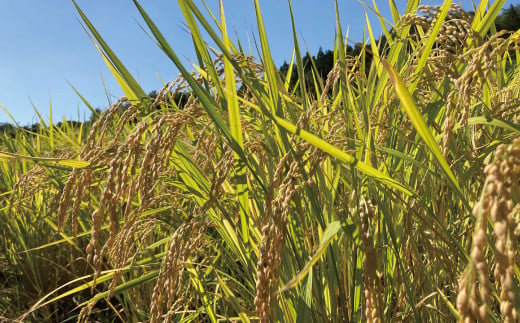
left=17, top=3, right=520, bottom=320
left=54, top=85, right=217, bottom=321
left=457, top=138, right=520, bottom=322
left=51, top=52, right=285, bottom=321
left=254, top=150, right=311, bottom=321
left=397, top=4, right=472, bottom=112
left=254, top=101, right=337, bottom=321
left=399, top=5, right=520, bottom=159
left=8, top=139, right=78, bottom=220
left=8, top=165, right=51, bottom=218
left=149, top=221, right=208, bottom=322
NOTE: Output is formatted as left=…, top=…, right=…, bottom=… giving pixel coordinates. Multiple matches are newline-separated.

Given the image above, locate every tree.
left=495, top=4, right=520, bottom=32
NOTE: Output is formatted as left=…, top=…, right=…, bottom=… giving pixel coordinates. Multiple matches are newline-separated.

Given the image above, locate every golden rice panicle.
left=81, top=97, right=129, bottom=158
left=495, top=86, right=520, bottom=125
left=513, top=204, right=520, bottom=238
left=69, top=170, right=94, bottom=237
left=444, top=31, right=519, bottom=158
left=55, top=86, right=204, bottom=291
left=101, top=106, right=201, bottom=292
left=485, top=138, right=520, bottom=322
left=359, top=199, right=382, bottom=323
left=8, top=165, right=48, bottom=218
left=399, top=4, right=472, bottom=52
left=57, top=97, right=131, bottom=233
left=149, top=221, right=206, bottom=323
left=319, top=56, right=360, bottom=105
left=254, top=109, right=325, bottom=322
left=457, top=203, right=491, bottom=322
left=193, top=112, right=219, bottom=171
left=255, top=153, right=289, bottom=323
left=58, top=105, right=179, bottom=314
left=420, top=4, right=472, bottom=53
left=255, top=153, right=305, bottom=322
left=458, top=138, right=520, bottom=322
left=398, top=5, right=520, bottom=160
left=77, top=301, right=96, bottom=323
left=412, top=5, right=472, bottom=107
left=457, top=270, right=489, bottom=323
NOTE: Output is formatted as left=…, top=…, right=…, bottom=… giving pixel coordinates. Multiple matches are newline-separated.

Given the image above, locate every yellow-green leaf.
left=382, top=60, right=460, bottom=192
left=276, top=221, right=341, bottom=295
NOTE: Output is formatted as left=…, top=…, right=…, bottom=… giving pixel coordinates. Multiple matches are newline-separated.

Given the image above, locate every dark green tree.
left=495, top=4, right=520, bottom=31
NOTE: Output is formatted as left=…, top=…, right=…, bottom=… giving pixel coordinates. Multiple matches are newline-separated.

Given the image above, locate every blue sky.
left=0, top=1, right=516, bottom=125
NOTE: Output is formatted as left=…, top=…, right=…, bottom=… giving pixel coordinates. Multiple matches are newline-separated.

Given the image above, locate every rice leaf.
left=186, top=262, right=217, bottom=323
left=220, top=0, right=250, bottom=257
left=72, top=1, right=147, bottom=102
left=276, top=221, right=341, bottom=295
left=383, top=59, right=460, bottom=192
left=472, top=0, right=505, bottom=37
left=409, top=0, right=451, bottom=92
left=0, top=151, right=90, bottom=168
left=273, top=115, right=412, bottom=195
left=253, top=0, right=282, bottom=116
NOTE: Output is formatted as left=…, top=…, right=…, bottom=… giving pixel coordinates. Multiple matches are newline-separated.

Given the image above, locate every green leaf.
left=472, top=0, right=505, bottom=37
left=287, top=0, right=308, bottom=111
left=0, top=151, right=90, bottom=168
left=79, top=271, right=158, bottom=306
left=220, top=0, right=250, bottom=258
left=72, top=0, right=147, bottom=102
left=382, top=60, right=460, bottom=193
left=276, top=221, right=342, bottom=295
left=409, top=0, right=452, bottom=92
left=253, top=0, right=281, bottom=116
left=272, top=114, right=412, bottom=195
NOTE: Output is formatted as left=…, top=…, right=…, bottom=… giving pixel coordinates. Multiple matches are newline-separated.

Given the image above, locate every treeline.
left=1, top=3, right=519, bottom=134
left=279, top=44, right=369, bottom=96
left=0, top=120, right=86, bottom=138
left=495, top=3, right=520, bottom=31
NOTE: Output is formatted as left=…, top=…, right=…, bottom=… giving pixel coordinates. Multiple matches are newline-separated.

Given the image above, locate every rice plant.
left=1, top=0, right=520, bottom=322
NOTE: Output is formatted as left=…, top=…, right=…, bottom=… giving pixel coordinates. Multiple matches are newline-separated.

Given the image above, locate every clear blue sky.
left=0, top=1, right=515, bottom=125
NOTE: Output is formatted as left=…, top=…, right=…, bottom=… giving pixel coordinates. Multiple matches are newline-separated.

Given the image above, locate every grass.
left=1, top=0, right=520, bottom=322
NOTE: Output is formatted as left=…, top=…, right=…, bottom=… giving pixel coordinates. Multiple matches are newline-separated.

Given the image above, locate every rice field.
left=1, top=0, right=520, bottom=322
